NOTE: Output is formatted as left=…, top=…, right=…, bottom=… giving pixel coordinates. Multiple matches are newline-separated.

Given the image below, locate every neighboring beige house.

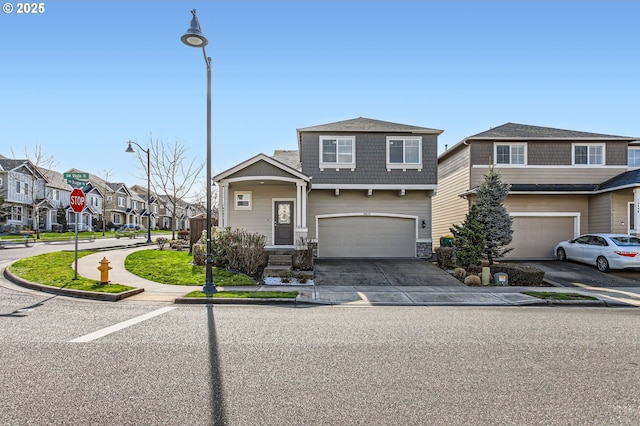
left=432, top=123, right=640, bottom=259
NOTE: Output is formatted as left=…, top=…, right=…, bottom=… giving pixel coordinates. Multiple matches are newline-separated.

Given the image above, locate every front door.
left=274, top=201, right=294, bottom=245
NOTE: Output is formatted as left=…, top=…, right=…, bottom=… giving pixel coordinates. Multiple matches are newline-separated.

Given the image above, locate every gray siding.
left=470, top=140, right=628, bottom=166
left=300, top=132, right=438, bottom=185
left=307, top=189, right=432, bottom=240
left=226, top=160, right=297, bottom=179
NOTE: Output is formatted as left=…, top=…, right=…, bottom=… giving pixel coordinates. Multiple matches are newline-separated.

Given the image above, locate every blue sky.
left=1, top=0, right=639, bottom=188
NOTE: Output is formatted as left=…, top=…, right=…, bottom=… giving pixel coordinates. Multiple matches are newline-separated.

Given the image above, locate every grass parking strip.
left=9, top=251, right=133, bottom=293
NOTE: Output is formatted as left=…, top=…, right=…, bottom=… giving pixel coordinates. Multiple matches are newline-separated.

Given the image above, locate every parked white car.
left=555, top=233, right=640, bottom=272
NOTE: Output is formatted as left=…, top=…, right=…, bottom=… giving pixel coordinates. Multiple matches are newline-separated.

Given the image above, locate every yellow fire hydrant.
left=97, top=257, right=112, bottom=284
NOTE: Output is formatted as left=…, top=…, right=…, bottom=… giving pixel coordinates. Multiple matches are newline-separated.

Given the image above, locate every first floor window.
left=234, top=191, right=252, bottom=210
left=10, top=206, right=22, bottom=221
left=574, top=144, right=604, bottom=165
left=113, top=214, right=121, bottom=224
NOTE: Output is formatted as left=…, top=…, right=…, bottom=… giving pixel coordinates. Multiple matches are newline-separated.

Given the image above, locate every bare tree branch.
left=138, top=135, right=205, bottom=239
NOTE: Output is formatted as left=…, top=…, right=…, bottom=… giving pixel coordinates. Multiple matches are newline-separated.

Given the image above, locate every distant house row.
left=0, top=155, right=205, bottom=233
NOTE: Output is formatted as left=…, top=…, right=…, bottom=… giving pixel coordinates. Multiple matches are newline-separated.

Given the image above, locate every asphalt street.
left=1, top=286, right=639, bottom=425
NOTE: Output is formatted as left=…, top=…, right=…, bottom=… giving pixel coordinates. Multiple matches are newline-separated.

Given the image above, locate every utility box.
left=494, top=272, right=508, bottom=286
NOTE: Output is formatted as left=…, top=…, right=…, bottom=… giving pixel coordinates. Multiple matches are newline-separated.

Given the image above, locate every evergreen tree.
left=475, top=167, right=513, bottom=263
left=450, top=204, right=486, bottom=269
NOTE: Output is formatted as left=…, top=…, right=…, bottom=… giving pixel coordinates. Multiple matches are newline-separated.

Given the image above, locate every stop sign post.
left=70, top=188, right=86, bottom=280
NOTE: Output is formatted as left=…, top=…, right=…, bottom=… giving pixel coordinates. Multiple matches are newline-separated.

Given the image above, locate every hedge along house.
left=214, top=117, right=442, bottom=258
left=432, top=123, right=640, bottom=259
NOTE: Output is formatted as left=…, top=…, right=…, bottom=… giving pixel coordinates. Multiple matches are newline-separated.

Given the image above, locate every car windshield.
left=610, top=236, right=640, bottom=246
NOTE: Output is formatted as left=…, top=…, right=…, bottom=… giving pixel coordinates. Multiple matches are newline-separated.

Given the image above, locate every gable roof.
left=468, top=122, right=636, bottom=140
left=296, top=117, right=443, bottom=134
left=214, top=153, right=309, bottom=182
left=596, top=169, right=640, bottom=192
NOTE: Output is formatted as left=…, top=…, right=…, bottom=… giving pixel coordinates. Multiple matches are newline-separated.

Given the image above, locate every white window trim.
left=386, top=136, right=423, bottom=170
left=319, top=135, right=356, bottom=170
left=117, top=196, right=125, bottom=207
left=234, top=191, right=252, bottom=210
left=494, top=142, right=528, bottom=166
left=572, top=143, right=605, bottom=166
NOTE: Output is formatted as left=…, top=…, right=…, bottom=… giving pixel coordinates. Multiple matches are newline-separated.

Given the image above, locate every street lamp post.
left=125, top=140, right=153, bottom=244
left=182, top=9, right=216, bottom=295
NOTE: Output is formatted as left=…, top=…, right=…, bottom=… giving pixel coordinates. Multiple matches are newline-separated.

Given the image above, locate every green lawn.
left=9, top=251, right=133, bottom=293
left=125, top=249, right=256, bottom=286
left=184, top=290, right=299, bottom=298
left=522, top=291, right=598, bottom=301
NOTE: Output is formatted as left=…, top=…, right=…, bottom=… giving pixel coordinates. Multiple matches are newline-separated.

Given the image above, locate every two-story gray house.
left=433, top=123, right=640, bottom=259
left=214, top=117, right=441, bottom=258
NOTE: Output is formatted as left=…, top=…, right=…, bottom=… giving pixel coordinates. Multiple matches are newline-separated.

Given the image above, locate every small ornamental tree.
left=450, top=204, right=486, bottom=269
left=475, top=167, right=513, bottom=263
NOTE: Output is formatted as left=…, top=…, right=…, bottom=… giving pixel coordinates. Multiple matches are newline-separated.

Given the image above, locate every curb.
left=174, top=296, right=305, bottom=305
left=3, top=267, right=144, bottom=302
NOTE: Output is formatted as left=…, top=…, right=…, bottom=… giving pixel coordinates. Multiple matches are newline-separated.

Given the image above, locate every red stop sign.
left=70, top=188, right=86, bottom=213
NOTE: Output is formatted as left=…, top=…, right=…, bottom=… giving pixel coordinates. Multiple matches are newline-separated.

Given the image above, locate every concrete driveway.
left=313, top=258, right=463, bottom=287
left=521, top=260, right=640, bottom=288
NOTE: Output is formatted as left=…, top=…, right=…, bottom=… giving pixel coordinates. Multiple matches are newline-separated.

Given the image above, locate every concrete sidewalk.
left=73, top=247, right=640, bottom=307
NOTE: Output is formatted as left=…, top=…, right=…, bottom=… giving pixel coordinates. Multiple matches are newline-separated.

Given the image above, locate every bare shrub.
left=453, top=268, right=467, bottom=280
left=192, top=243, right=206, bottom=266
left=464, top=275, right=482, bottom=286
left=211, top=228, right=266, bottom=276
left=435, top=247, right=455, bottom=269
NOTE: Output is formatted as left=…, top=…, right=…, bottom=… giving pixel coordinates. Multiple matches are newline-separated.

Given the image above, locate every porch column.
left=296, top=182, right=303, bottom=228
left=218, top=182, right=229, bottom=228
left=294, top=181, right=308, bottom=246
left=634, top=187, right=640, bottom=236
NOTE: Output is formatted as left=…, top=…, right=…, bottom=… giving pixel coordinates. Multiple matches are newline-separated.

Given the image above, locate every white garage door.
left=508, top=216, right=576, bottom=259
left=318, top=216, right=416, bottom=258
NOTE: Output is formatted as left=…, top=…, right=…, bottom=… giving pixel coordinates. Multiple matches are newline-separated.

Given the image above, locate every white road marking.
left=69, top=306, right=177, bottom=343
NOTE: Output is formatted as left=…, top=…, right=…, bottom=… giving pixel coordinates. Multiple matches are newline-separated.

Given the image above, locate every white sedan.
left=555, top=234, right=640, bottom=272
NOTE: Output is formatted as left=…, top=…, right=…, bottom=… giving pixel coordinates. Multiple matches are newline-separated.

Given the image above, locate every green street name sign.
left=63, top=172, right=89, bottom=180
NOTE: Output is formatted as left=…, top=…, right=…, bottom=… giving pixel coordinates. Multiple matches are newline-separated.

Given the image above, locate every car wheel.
left=596, top=256, right=610, bottom=272
left=557, top=248, right=567, bottom=261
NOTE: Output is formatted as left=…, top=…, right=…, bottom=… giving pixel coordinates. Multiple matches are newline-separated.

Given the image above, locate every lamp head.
left=181, top=9, right=208, bottom=47
left=125, top=141, right=135, bottom=153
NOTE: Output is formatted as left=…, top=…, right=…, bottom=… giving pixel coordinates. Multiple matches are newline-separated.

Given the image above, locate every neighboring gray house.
left=0, top=157, right=47, bottom=230
left=433, top=123, right=640, bottom=259
left=214, top=117, right=441, bottom=258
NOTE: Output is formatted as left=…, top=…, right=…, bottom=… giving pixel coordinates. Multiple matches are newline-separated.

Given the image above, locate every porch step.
left=263, top=265, right=293, bottom=278
left=267, top=254, right=292, bottom=266
left=263, top=254, right=293, bottom=278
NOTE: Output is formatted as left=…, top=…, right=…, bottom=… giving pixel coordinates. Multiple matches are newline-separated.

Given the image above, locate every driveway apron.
left=313, top=258, right=463, bottom=287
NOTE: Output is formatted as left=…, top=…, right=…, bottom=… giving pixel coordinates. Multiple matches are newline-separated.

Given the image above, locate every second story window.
left=573, top=144, right=604, bottom=165
left=387, top=137, right=422, bottom=170
left=629, top=148, right=640, bottom=168
left=319, top=136, right=355, bottom=169
left=495, top=143, right=526, bottom=165
left=133, top=201, right=138, bottom=210
left=117, top=196, right=125, bottom=207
